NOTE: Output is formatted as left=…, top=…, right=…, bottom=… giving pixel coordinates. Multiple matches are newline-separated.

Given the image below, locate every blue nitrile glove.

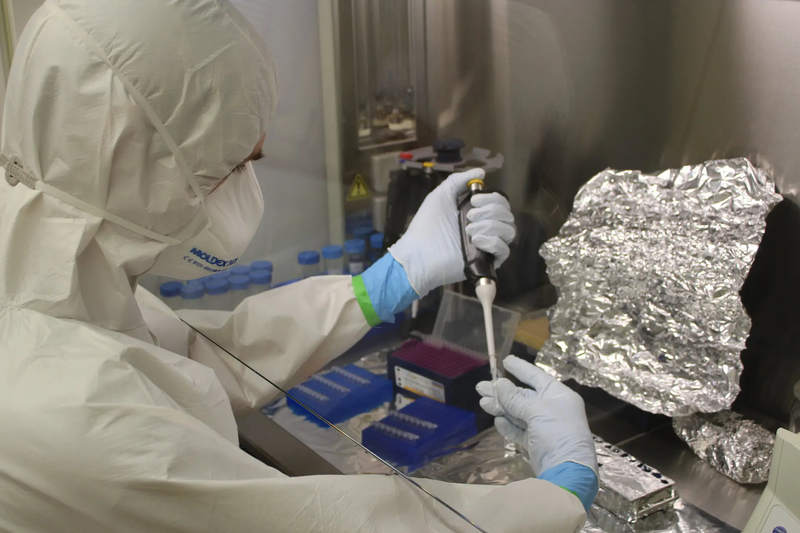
left=353, top=254, right=418, bottom=326
left=388, top=168, right=515, bottom=298
left=476, top=355, right=599, bottom=510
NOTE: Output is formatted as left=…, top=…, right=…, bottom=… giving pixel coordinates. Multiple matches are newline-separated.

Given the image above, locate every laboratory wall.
left=401, top=0, right=800, bottom=424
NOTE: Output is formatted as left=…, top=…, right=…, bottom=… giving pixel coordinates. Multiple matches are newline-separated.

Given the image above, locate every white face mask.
left=149, top=162, right=265, bottom=280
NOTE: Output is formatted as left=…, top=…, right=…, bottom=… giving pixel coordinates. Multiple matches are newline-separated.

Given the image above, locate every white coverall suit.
left=0, top=1, right=587, bottom=531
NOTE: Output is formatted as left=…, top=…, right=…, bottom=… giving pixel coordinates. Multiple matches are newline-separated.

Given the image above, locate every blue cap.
left=228, top=274, right=250, bottom=291
left=274, top=279, right=300, bottom=288
left=250, top=270, right=273, bottom=286
left=353, top=226, right=373, bottom=239
left=321, top=245, right=343, bottom=260
left=345, top=238, right=366, bottom=254
left=212, top=270, right=232, bottom=280
left=159, top=281, right=183, bottom=298
left=180, top=283, right=204, bottom=300
left=297, top=251, right=321, bottom=265
left=205, top=279, right=228, bottom=295
left=230, top=264, right=251, bottom=276
left=251, top=260, right=273, bottom=272
left=370, top=233, right=385, bottom=249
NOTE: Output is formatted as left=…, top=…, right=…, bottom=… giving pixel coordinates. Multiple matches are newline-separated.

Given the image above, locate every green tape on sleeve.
left=352, top=275, right=382, bottom=327
left=561, top=487, right=581, bottom=501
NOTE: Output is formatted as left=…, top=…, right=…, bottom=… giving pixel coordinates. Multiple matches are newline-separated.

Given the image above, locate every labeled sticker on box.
left=394, top=367, right=445, bottom=403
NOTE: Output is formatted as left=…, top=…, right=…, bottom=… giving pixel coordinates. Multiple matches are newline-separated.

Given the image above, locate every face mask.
left=148, top=162, right=265, bottom=280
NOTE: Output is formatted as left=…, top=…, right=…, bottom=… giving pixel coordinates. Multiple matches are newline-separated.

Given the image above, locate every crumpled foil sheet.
left=537, top=159, right=782, bottom=416
left=672, top=411, right=774, bottom=484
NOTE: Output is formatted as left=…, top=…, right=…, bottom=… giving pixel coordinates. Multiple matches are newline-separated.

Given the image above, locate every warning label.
left=394, top=367, right=446, bottom=402
left=346, top=173, right=371, bottom=201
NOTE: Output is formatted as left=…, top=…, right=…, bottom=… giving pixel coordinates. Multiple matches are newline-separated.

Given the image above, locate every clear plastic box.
left=432, top=290, right=521, bottom=364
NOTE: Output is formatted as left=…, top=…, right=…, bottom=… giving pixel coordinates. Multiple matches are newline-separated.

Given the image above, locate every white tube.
left=476, top=281, right=499, bottom=410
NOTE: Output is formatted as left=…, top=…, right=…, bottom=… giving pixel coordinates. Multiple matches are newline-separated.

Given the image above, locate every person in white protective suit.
left=0, top=1, right=598, bottom=532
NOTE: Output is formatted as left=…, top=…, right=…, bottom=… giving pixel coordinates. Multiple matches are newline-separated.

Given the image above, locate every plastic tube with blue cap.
left=249, top=269, right=272, bottom=296
left=227, top=275, right=250, bottom=310
left=345, top=239, right=366, bottom=275
left=297, top=251, right=321, bottom=278
left=159, top=281, right=184, bottom=311
left=322, top=245, right=344, bottom=275
left=180, top=283, right=205, bottom=311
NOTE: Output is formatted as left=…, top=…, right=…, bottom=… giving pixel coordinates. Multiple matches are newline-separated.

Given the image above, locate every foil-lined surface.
left=264, top=349, right=735, bottom=532
left=537, top=159, right=781, bottom=416
left=672, top=411, right=774, bottom=484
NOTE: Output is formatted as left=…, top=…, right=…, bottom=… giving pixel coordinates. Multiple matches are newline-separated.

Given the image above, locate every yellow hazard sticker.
left=346, top=173, right=372, bottom=201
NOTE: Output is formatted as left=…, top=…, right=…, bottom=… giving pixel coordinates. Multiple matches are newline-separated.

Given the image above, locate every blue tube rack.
left=286, top=364, right=392, bottom=427
left=361, top=397, right=477, bottom=472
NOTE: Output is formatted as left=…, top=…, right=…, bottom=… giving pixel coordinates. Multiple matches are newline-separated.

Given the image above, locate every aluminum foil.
left=537, top=159, right=782, bottom=416
left=264, top=348, right=733, bottom=533
left=593, top=437, right=677, bottom=522
left=418, top=431, right=729, bottom=533
left=672, top=411, right=774, bottom=484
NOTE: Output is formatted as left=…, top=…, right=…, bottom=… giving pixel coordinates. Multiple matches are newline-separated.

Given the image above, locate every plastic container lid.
left=228, top=274, right=250, bottom=291
left=370, top=233, right=385, bottom=249
left=205, top=279, right=229, bottom=295
left=250, top=269, right=273, bottom=285
left=251, top=260, right=273, bottom=272
left=159, top=281, right=183, bottom=298
left=180, top=283, right=204, bottom=300
left=345, top=239, right=366, bottom=255
left=353, top=226, right=373, bottom=239
left=399, top=152, right=414, bottom=160
left=297, top=251, right=321, bottom=265
left=322, top=245, right=344, bottom=259
left=230, top=264, right=251, bottom=276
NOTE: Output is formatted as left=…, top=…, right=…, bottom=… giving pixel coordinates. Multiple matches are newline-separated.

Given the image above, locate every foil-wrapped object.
left=538, top=159, right=782, bottom=416
left=672, top=411, right=774, bottom=484
left=593, top=437, right=677, bottom=522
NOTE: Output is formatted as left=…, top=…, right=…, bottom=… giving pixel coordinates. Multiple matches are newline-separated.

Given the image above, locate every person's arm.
left=176, top=168, right=515, bottom=417
left=477, top=356, right=600, bottom=511
left=6, top=375, right=585, bottom=533
left=177, top=275, right=372, bottom=416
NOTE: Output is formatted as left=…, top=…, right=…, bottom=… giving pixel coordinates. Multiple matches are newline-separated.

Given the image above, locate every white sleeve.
left=5, top=382, right=585, bottom=533
left=176, top=275, right=371, bottom=416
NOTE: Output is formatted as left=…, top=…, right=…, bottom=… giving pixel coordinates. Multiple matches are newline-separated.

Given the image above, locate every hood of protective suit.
left=0, top=0, right=277, bottom=338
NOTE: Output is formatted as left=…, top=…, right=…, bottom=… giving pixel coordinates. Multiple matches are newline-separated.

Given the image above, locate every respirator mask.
left=148, top=162, right=264, bottom=280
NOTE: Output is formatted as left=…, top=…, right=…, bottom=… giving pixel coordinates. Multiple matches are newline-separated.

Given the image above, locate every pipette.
left=458, top=177, right=501, bottom=405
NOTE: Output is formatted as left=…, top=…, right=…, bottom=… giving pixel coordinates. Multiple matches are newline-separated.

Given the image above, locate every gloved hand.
left=389, top=168, right=515, bottom=298
left=476, top=355, right=598, bottom=478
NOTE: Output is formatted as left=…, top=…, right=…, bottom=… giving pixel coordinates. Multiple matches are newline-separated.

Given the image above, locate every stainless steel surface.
left=584, top=399, right=764, bottom=531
